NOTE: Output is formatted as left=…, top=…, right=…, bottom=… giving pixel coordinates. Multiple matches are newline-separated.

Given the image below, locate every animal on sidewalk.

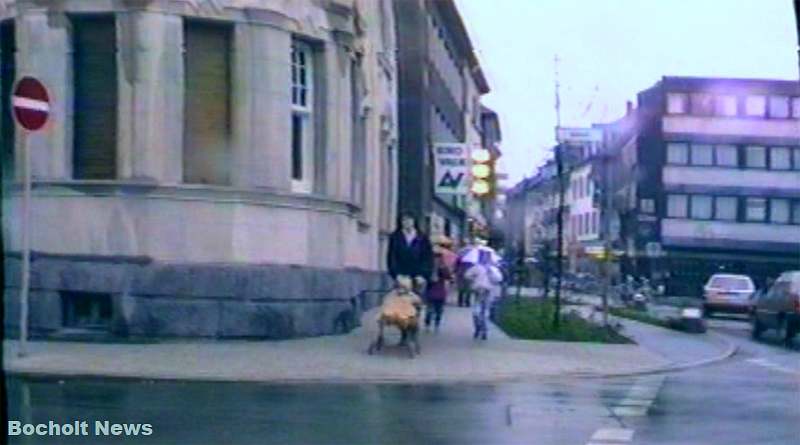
left=367, top=276, right=423, bottom=358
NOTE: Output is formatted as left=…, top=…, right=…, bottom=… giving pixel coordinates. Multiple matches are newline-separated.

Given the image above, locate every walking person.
left=456, top=238, right=478, bottom=307
left=464, top=260, right=503, bottom=340
left=425, top=237, right=454, bottom=331
left=387, top=212, right=434, bottom=342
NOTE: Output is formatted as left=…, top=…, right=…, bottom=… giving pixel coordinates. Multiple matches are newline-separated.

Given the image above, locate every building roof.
left=654, top=76, right=800, bottom=95
left=434, top=0, right=490, bottom=94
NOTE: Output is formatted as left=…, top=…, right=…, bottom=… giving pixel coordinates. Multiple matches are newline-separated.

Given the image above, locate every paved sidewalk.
left=3, top=299, right=731, bottom=384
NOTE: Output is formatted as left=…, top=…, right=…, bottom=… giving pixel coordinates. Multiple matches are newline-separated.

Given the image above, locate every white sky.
left=454, top=0, right=799, bottom=185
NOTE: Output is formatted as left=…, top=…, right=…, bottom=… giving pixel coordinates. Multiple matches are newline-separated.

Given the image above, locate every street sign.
left=11, top=76, right=50, bottom=359
left=12, top=76, right=50, bottom=131
left=556, top=127, right=602, bottom=144
left=433, top=143, right=469, bottom=195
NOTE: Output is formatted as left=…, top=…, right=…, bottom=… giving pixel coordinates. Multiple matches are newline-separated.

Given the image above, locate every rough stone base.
left=3, top=256, right=391, bottom=339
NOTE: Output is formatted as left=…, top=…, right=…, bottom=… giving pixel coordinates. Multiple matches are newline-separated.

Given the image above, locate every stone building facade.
left=1, top=0, right=398, bottom=338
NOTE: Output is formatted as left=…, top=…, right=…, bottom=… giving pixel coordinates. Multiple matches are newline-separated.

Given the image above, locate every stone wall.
left=4, top=255, right=390, bottom=339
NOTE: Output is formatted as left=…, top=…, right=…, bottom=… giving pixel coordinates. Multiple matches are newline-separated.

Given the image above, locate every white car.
left=703, top=274, right=756, bottom=317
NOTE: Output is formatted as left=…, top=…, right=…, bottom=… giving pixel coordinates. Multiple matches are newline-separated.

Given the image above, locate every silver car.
left=702, top=274, right=756, bottom=317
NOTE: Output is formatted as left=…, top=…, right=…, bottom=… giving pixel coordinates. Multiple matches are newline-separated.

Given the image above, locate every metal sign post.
left=12, top=76, right=51, bottom=358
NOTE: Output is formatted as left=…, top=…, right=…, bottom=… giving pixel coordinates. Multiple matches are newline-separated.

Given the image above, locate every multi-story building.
left=1, top=0, right=398, bottom=338
left=394, top=0, right=489, bottom=241
left=619, top=76, right=800, bottom=295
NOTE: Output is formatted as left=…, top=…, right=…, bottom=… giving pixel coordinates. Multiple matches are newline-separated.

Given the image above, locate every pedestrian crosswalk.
left=584, top=375, right=666, bottom=445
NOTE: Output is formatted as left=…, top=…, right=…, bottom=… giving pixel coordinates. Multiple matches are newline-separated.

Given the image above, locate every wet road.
left=6, top=374, right=653, bottom=445
left=5, top=317, right=798, bottom=445
left=628, top=316, right=800, bottom=445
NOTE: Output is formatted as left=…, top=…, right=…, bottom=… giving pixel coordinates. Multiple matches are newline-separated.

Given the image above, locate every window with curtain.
left=667, top=142, right=689, bottom=164
left=769, top=147, right=791, bottom=170
left=714, top=197, right=737, bottom=221
left=715, top=145, right=738, bottom=167
left=690, top=144, right=713, bottom=166
left=666, top=93, right=688, bottom=114
left=745, top=198, right=767, bottom=222
left=667, top=194, right=688, bottom=218
left=690, top=195, right=712, bottom=219
left=715, top=95, right=738, bottom=116
left=770, top=199, right=790, bottom=224
left=745, top=146, right=767, bottom=168
left=745, top=95, right=766, bottom=117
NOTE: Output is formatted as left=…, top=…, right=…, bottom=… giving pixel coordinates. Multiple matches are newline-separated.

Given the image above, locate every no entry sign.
left=12, top=76, right=50, bottom=131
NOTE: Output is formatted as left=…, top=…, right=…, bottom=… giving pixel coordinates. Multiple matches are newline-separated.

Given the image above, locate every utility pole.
left=600, top=151, right=611, bottom=328
left=553, top=55, right=564, bottom=330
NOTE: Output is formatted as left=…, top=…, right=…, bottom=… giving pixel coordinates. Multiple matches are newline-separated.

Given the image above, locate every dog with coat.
left=367, top=276, right=424, bottom=358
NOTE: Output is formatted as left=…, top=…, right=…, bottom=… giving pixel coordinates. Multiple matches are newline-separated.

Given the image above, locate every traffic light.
left=471, top=148, right=493, bottom=198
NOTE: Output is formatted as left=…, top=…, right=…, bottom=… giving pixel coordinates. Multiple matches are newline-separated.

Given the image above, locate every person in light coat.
left=464, top=262, right=503, bottom=340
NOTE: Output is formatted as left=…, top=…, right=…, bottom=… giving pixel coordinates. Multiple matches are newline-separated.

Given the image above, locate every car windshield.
left=709, top=276, right=752, bottom=291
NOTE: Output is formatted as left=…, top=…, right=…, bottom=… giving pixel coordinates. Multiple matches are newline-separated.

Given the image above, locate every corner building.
left=0, top=0, right=398, bottom=338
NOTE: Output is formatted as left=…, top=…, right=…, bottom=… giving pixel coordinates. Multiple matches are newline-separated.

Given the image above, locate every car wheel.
left=780, top=319, right=796, bottom=347
left=751, top=314, right=764, bottom=340
left=775, top=317, right=791, bottom=346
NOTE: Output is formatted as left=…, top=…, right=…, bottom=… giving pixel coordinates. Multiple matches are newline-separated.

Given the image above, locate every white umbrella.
left=458, top=245, right=501, bottom=265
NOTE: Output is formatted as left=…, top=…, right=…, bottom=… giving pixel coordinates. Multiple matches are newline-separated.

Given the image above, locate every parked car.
left=702, top=274, right=756, bottom=317
left=751, top=271, right=800, bottom=345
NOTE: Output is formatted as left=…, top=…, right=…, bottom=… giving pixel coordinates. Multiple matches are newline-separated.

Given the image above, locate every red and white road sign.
left=12, top=76, right=50, bottom=131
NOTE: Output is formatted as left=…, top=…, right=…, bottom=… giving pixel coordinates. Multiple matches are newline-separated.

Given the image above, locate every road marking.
left=611, top=406, right=649, bottom=417
left=590, top=427, right=634, bottom=442
left=609, top=375, right=665, bottom=418
left=746, top=358, right=799, bottom=376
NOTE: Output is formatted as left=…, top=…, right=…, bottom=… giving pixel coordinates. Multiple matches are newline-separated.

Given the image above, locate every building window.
left=745, top=95, right=766, bottom=117
left=667, top=142, right=689, bottom=164
left=183, top=21, right=232, bottom=185
left=72, top=15, right=119, bottom=180
left=770, top=199, right=790, bottom=224
left=640, top=198, right=655, bottom=214
left=715, top=95, right=738, bottom=116
left=768, top=96, right=790, bottom=119
left=745, top=197, right=767, bottom=222
left=792, top=97, right=800, bottom=119
left=690, top=93, right=714, bottom=115
left=291, top=41, right=315, bottom=192
left=715, top=144, right=738, bottom=167
left=667, top=194, right=688, bottom=218
left=745, top=145, right=766, bottom=168
left=793, top=202, right=800, bottom=224
left=666, top=93, right=688, bottom=114
left=794, top=148, right=800, bottom=171
left=690, top=195, right=712, bottom=220
left=592, top=212, right=598, bottom=234
left=769, top=147, right=792, bottom=170
left=714, top=196, right=737, bottom=221
left=690, top=144, right=713, bottom=166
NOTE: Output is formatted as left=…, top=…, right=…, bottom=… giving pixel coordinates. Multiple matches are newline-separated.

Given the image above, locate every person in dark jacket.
left=387, top=212, right=434, bottom=289
left=387, top=212, right=433, bottom=345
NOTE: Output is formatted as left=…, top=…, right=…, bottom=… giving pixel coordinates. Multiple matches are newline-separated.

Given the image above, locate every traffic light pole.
left=600, top=153, right=610, bottom=328
left=552, top=55, right=563, bottom=330
left=554, top=144, right=564, bottom=330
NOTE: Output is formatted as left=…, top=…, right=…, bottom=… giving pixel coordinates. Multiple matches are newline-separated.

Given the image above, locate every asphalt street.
left=5, top=316, right=798, bottom=445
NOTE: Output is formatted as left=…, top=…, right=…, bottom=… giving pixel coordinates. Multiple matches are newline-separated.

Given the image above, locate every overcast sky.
left=454, top=0, right=799, bottom=185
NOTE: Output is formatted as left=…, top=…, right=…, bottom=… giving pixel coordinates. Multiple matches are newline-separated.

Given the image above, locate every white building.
left=1, top=0, right=398, bottom=338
